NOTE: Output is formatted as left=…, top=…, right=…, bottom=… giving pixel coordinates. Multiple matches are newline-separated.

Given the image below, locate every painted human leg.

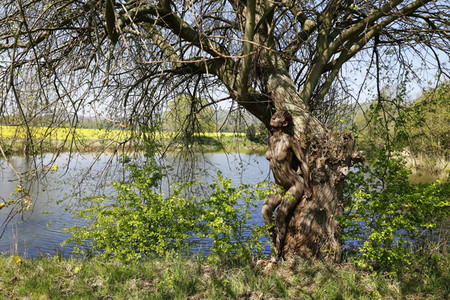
left=275, top=180, right=305, bottom=258
left=262, top=193, right=282, bottom=248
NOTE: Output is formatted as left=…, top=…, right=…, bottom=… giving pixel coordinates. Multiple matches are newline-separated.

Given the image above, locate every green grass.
left=1, top=251, right=447, bottom=299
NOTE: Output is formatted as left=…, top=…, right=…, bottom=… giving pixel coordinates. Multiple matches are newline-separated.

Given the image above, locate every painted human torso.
left=266, top=131, right=297, bottom=189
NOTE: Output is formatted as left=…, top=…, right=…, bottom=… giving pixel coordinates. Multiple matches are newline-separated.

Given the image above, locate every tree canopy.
left=0, top=0, right=448, bottom=139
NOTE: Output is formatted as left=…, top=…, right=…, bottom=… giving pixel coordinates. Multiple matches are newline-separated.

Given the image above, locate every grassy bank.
left=1, top=251, right=448, bottom=299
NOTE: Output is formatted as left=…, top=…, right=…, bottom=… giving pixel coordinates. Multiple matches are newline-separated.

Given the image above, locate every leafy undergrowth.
left=1, top=251, right=448, bottom=300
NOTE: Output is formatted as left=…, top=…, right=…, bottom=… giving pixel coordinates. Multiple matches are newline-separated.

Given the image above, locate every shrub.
left=197, top=172, right=269, bottom=264
left=341, top=99, right=450, bottom=272
left=342, top=155, right=449, bottom=271
left=63, top=145, right=269, bottom=262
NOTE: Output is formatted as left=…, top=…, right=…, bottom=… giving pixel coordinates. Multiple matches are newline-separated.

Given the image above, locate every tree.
left=0, top=0, right=448, bottom=260
left=245, top=123, right=268, bottom=144
left=354, top=82, right=449, bottom=175
left=407, top=82, right=450, bottom=173
left=164, top=93, right=215, bottom=139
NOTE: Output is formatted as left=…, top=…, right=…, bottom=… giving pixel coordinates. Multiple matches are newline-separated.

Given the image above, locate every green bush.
left=63, top=152, right=201, bottom=261
left=342, top=155, right=449, bottom=272
left=198, top=172, right=269, bottom=264
left=341, top=100, right=450, bottom=272
left=63, top=146, right=269, bottom=263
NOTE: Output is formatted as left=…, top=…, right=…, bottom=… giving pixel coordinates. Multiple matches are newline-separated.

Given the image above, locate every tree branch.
left=301, top=0, right=433, bottom=108
left=237, top=0, right=256, bottom=98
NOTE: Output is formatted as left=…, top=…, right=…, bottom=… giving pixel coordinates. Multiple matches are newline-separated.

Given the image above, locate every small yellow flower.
left=10, top=255, right=24, bottom=265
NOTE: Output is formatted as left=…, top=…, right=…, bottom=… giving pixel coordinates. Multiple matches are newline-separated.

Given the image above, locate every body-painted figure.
left=262, top=110, right=312, bottom=259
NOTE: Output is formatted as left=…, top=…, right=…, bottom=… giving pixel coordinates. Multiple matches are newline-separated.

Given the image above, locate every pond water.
left=0, top=152, right=272, bottom=258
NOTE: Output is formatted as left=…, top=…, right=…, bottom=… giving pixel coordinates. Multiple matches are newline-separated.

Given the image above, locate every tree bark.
left=265, top=69, right=363, bottom=261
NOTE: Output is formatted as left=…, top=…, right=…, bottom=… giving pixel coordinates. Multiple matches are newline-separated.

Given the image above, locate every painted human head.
left=270, top=110, right=293, bottom=128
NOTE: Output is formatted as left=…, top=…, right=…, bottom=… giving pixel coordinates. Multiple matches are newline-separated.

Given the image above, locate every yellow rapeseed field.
left=0, top=125, right=129, bottom=141
left=0, top=125, right=244, bottom=141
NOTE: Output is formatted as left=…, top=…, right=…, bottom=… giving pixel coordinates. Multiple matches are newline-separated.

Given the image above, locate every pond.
left=0, top=152, right=272, bottom=258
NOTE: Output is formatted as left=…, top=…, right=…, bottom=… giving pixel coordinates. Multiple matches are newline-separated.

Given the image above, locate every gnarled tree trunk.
left=265, top=69, right=363, bottom=261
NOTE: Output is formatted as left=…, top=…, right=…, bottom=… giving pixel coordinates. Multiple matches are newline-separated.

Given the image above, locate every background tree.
left=164, top=93, right=215, bottom=140
left=407, top=82, right=450, bottom=174
left=0, top=0, right=449, bottom=259
left=245, top=122, right=269, bottom=144
left=354, top=82, right=449, bottom=176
